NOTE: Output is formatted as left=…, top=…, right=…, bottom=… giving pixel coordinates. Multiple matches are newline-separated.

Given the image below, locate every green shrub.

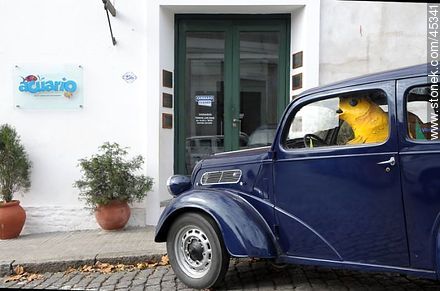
left=0, top=124, right=32, bottom=202
left=74, top=142, right=153, bottom=209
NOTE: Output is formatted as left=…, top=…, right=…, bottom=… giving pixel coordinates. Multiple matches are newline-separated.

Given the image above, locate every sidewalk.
left=0, top=227, right=166, bottom=276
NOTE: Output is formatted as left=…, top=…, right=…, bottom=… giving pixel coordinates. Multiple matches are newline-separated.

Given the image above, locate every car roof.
left=299, top=63, right=427, bottom=98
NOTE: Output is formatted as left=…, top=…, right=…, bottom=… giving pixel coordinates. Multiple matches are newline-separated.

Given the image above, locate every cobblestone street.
left=1, top=259, right=440, bottom=290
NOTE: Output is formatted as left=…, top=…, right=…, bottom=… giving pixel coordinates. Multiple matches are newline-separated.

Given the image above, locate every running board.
left=278, top=255, right=437, bottom=280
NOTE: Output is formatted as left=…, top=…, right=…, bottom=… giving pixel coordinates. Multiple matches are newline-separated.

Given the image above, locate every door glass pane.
left=185, top=32, right=225, bottom=174
left=406, top=85, right=438, bottom=141
left=240, top=32, right=280, bottom=148
left=283, top=90, right=389, bottom=150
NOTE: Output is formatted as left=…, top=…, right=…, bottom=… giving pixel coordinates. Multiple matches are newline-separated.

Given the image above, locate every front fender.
left=155, top=189, right=278, bottom=258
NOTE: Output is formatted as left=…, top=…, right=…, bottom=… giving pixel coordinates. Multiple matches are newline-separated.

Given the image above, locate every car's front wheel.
left=167, top=212, right=230, bottom=289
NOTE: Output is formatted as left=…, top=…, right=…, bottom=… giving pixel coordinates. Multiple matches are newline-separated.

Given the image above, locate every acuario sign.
left=18, top=75, right=77, bottom=98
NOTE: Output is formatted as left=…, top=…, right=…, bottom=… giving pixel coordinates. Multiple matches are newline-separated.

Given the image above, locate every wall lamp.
left=102, top=0, right=117, bottom=45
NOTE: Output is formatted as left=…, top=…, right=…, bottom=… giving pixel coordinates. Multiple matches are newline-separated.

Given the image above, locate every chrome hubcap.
left=174, top=226, right=212, bottom=278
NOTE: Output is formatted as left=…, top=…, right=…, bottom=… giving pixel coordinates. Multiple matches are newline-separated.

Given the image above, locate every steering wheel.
left=303, top=134, right=328, bottom=148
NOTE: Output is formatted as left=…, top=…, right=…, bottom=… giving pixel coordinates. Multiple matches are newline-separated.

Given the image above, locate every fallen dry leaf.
left=14, top=265, right=24, bottom=275
left=148, top=263, right=158, bottom=268
left=4, top=266, right=44, bottom=283
left=101, top=266, right=114, bottom=274
left=159, top=255, right=169, bottom=266
left=65, top=254, right=171, bottom=275
left=116, top=264, right=125, bottom=271
left=81, top=265, right=93, bottom=272
left=64, top=267, right=77, bottom=275
left=4, top=274, right=23, bottom=283
left=26, top=273, right=44, bottom=282
left=136, top=263, right=148, bottom=270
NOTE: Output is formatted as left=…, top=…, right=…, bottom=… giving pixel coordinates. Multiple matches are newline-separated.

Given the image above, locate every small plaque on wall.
left=292, top=73, right=303, bottom=90
left=162, top=70, right=173, bottom=88
left=292, top=51, right=303, bottom=69
left=162, top=113, right=173, bottom=129
left=162, top=93, right=173, bottom=108
left=14, top=64, right=83, bottom=109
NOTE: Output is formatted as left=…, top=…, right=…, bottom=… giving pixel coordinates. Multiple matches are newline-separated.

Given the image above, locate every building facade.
left=0, top=0, right=427, bottom=234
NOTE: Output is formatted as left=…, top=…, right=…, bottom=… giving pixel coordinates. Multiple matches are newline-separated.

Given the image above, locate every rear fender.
left=155, top=189, right=278, bottom=258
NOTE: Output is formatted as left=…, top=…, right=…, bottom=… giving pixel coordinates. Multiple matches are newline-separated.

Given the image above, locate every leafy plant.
left=74, top=142, right=153, bottom=209
left=0, top=124, right=32, bottom=202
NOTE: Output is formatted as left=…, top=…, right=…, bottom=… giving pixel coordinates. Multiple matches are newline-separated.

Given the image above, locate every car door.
left=272, top=81, right=410, bottom=267
left=397, top=77, right=440, bottom=271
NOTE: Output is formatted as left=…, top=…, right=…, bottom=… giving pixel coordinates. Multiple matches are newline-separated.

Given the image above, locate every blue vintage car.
left=155, top=64, right=439, bottom=289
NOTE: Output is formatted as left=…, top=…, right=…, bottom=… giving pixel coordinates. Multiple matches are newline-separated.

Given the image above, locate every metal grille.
left=200, top=170, right=242, bottom=185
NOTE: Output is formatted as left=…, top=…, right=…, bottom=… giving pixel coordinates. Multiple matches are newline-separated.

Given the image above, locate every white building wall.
left=158, top=7, right=176, bottom=203
left=0, top=0, right=427, bottom=234
left=319, top=0, right=427, bottom=85
left=0, top=0, right=154, bottom=233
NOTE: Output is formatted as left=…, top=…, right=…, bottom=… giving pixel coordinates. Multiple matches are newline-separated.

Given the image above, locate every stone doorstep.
left=0, top=253, right=166, bottom=277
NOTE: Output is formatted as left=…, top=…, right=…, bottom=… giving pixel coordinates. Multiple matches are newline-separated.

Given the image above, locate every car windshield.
left=247, top=125, right=277, bottom=147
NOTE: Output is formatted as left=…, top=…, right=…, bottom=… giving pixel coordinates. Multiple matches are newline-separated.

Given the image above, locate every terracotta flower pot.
left=0, top=200, right=26, bottom=239
left=95, top=200, right=131, bottom=230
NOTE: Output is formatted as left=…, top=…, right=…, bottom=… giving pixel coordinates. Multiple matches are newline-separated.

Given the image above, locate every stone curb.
left=0, top=261, right=12, bottom=278
left=0, top=253, right=166, bottom=277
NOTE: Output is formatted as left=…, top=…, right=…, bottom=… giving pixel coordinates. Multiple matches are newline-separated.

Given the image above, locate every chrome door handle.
left=377, top=156, right=396, bottom=166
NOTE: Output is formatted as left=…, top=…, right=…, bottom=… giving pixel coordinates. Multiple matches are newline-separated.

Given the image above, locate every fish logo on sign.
left=195, top=95, right=214, bottom=107
left=22, top=75, right=38, bottom=82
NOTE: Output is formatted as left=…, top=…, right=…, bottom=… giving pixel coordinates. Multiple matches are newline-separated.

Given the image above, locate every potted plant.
left=75, top=142, right=153, bottom=230
left=0, top=124, right=31, bottom=239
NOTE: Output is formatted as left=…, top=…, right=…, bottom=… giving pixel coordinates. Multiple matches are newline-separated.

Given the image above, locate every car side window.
left=406, top=85, right=439, bottom=141
left=283, top=90, right=389, bottom=150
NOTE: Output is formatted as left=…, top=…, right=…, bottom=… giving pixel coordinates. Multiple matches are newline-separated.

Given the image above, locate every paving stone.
left=150, top=266, right=169, bottom=278
left=146, top=276, right=162, bottom=286
left=87, top=273, right=113, bottom=289
left=36, top=272, right=65, bottom=289
left=162, top=274, right=175, bottom=282
left=294, top=285, right=315, bottom=291
left=129, top=285, right=145, bottom=291
left=101, top=272, right=125, bottom=287
left=0, top=279, right=20, bottom=289
left=133, top=268, right=153, bottom=281
left=145, top=285, right=160, bottom=291
left=72, top=273, right=100, bottom=289
left=176, top=279, right=189, bottom=290
left=21, top=272, right=52, bottom=289
left=161, top=279, right=176, bottom=289
left=60, top=272, right=86, bottom=289
left=116, top=270, right=138, bottom=289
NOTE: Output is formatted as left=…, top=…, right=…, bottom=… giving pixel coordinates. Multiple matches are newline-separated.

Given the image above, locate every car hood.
left=201, top=146, right=271, bottom=168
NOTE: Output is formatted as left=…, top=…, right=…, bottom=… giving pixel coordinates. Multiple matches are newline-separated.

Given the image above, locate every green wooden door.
left=175, top=16, right=290, bottom=174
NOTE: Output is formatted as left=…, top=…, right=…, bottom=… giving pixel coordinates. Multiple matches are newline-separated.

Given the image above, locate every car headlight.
left=167, top=175, right=192, bottom=197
